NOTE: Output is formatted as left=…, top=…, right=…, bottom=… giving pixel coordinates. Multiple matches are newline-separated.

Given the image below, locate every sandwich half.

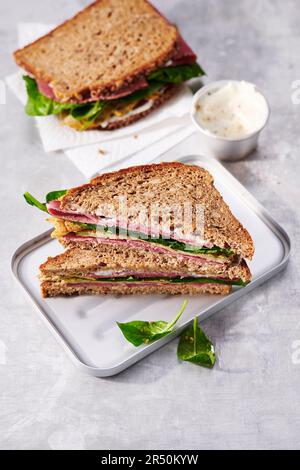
left=13, top=0, right=204, bottom=131
left=40, top=244, right=251, bottom=298
left=24, top=162, right=254, bottom=297
left=44, top=162, right=254, bottom=258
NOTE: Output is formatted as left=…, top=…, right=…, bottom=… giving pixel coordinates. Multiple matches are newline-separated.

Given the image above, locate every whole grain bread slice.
left=40, top=244, right=251, bottom=282
left=41, top=280, right=231, bottom=298
left=59, top=163, right=254, bottom=259
left=14, top=0, right=178, bottom=103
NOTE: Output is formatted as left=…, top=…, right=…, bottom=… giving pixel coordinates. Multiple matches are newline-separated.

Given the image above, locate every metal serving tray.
left=11, top=154, right=291, bottom=377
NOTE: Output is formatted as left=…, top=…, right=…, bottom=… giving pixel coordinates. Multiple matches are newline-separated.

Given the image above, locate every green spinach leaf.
left=117, top=299, right=188, bottom=347
left=80, top=224, right=234, bottom=257
left=24, top=190, right=67, bottom=212
left=116, top=81, right=164, bottom=104
left=148, top=63, right=205, bottom=84
left=23, top=192, right=48, bottom=213
left=70, top=100, right=107, bottom=128
left=177, top=317, right=216, bottom=368
left=89, top=276, right=246, bottom=286
left=46, top=190, right=67, bottom=203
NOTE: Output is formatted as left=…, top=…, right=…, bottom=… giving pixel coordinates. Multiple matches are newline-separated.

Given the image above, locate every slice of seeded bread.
left=41, top=280, right=231, bottom=298
left=40, top=245, right=252, bottom=282
left=59, top=163, right=254, bottom=259
left=14, top=0, right=178, bottom=103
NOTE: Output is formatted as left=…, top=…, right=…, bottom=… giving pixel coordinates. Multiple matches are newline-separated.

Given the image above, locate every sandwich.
left=24, top=162, right=254, bottom=297
left=13, top=0, right=204, bottom=131
left=40, top=244, right=251, bottom=298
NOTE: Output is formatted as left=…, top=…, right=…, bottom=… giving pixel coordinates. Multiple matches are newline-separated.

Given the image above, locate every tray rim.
left=11, top=154, right=291, bottom=377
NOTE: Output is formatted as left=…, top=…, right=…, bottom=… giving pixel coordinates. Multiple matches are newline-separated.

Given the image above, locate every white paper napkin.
left=7, top=22, right=196, bottom=175
left=65, top=120, right=194, bottom=178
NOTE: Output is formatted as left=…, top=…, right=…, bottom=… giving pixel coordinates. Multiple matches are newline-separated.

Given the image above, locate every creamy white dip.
left=194, top=81, right=268, bottom=139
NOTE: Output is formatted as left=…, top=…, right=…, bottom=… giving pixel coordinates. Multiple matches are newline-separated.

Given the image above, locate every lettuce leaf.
left=23, top=76, right=75, bottom=116
left=23, top=76, right=106, bottom=127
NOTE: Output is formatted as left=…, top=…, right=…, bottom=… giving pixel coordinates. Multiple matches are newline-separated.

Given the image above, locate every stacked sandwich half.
left=14, top=0, right=204, bottom=131
left=25, top=163, right=254, bottom=297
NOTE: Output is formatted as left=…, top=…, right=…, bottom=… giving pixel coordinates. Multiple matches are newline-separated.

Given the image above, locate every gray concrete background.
left=0, top=0, right=300, bottom=450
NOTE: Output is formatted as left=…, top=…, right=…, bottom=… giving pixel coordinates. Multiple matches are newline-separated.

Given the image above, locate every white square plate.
left=11, top=154, right=290, bottom=376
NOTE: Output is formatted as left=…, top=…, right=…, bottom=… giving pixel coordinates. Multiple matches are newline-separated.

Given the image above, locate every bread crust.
left=41, top=280, right=231, bottom=298
left=13, top=0, right=178, bottom=103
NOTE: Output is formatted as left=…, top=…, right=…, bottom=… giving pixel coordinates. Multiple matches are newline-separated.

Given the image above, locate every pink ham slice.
left=48, top=200, right=215, bottom=249
left=48, top=200, right=220, bottom=255
left=47, top=200, right=99, bottom=224
left=95, top=76, right=149, bottom=101
left=37, top=74, right=149, bottom=103
left=37, top=80, right=56, bottom=100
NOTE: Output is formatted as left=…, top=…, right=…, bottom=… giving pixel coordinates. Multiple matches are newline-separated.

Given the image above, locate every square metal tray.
left=11, top=154, right=291, bottom=376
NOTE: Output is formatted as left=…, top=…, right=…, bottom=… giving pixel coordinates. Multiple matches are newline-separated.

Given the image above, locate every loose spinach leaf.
left=117, top=299, right=188, bottom=347
left=23, top=192, right=48, bottom=213
left=46, top=190, right=67, bottom=203
left=177, top=317, right=216, bottom=368
left=148, top=63, right=205, bottom=84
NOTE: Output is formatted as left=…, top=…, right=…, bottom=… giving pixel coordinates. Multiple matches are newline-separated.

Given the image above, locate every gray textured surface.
left=0, top=0, right=299, bottom=450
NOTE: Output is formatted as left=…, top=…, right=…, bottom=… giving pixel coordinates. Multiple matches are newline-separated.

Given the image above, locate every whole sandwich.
left=24, top=163, right=254, bottom=297
left=13, top=0, right=204, bottom=131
